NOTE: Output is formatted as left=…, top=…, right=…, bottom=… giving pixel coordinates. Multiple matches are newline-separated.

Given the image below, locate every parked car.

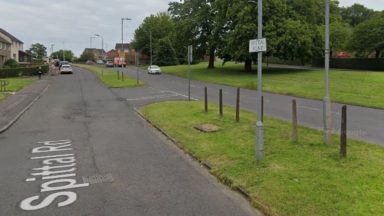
left=96, top=60, right=104, bottom=64
left=60, top=64, right=73, bottom=74
left=105, top=61, right=114, bottom=67
left=148, top=65, right=161, bottom=74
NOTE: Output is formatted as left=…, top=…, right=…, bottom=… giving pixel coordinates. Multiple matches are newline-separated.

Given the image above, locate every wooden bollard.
left=292, top=99, right=298, bottom=143
left=340, top=105, right=347, bottom=158
left=204, top=87, right=208, bottom=113
left=117, top=71, right=120, bottom=80
left=219, top=89, right=223, bottom=116
left=236, top=88, right=240, bottom=122
left=122, top=72, right=125, bottom=81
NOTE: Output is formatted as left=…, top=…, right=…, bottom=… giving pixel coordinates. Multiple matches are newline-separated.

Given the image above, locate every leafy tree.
left=132, top=12, right=175, bottom=61
left=340, top=3, right=376, bottom=27
left=153, top=37, right=179, bottom=66
left=50, top=50, right=75, bottom=61
left=169, top=0, right=223, bottom=69
left=26, top=43, right=47, bottom=60
left=78, top=50, right=95, bottom=62
left=349, top=13, right=384, bottom=58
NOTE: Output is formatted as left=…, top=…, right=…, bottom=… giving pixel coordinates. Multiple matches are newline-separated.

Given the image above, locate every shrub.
left=3, top=59, right=18, bottom=68
left=0, top=65, right=49, bottom=78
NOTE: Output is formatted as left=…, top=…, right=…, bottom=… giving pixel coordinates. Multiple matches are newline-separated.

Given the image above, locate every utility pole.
left=121, top=18, right=132, bottom=64
left=150, top=30, right=153, bottom=66
left=255, top=0, right=264, bottom=161
left=62, top=42, right=65, bottom=61
left=323, top=0, right=332, bottom=145
left=90, top=36, right=95, bottom=49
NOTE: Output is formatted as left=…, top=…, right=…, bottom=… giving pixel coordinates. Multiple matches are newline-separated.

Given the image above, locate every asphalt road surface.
left=0, top=68, right=259, bottom=216
left=119, top=66, right=384, bottom=145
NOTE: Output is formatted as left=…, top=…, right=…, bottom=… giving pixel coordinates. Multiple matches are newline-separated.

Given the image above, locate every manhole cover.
left=194, top=124, right=221, bottom=133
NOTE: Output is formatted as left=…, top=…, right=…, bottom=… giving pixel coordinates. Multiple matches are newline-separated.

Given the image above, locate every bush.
left=3, top=59, right=18, bottom=68
left=0, top=65, right=49, bottom=78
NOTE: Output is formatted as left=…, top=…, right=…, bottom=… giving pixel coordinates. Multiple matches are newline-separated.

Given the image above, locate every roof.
left=0, top=28, right=23, bottom=44
left=84, top=48, right=105, bottom=54
left=0, top=35, right=10, bottom=44
left=115, top=43, right=131, bottom=50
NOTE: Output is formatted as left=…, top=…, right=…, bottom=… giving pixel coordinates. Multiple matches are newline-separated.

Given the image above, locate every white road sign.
left=249, top=38, right=267, bottom=53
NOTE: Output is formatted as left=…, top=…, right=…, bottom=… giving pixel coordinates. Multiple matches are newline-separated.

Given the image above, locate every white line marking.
left=31, top=154, right=74, bottom=160
left=26, top=178, right=36, bottom=182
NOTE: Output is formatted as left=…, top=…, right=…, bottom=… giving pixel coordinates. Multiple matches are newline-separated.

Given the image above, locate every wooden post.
left=219, top=89, right=223, bottom=116
left=236, top=88, right=240, bottom=122
left=204, top=87, right=208, bottom=113
left=117, top=71, right=120, bottom=80
left=292, top=99, right=298, bottom=143
left=261, top=95, right=264, bottom=122
left=122, top=71, right=125, bottom=82
left=340, top=105, right=347, bottom=158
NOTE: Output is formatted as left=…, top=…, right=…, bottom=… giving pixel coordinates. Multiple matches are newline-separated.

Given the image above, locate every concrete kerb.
left=0, top=83, right=50, bottom=134
left=133, top=106, right=270, bottom=216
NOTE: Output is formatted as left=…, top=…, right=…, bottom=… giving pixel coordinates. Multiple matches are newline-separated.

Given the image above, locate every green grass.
left=161, top=62, right=384, bottom=109
left=75, top=64, right=144, bottom=88
left=141, top=101, right=384, bottom=216
left=0, top=78, right=34, bottom=101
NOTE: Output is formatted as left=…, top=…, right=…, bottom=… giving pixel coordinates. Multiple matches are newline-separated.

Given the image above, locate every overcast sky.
left=0, top=0, right=382, bottom=57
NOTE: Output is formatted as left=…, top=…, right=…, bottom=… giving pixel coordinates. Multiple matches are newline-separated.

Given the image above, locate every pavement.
left=0, top=69, right=260, bottom=215
left=0, top=78, right=50, bottom=133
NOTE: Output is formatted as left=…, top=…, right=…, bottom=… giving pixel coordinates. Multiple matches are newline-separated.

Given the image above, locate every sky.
left=0, top=0, right=383, bottom=57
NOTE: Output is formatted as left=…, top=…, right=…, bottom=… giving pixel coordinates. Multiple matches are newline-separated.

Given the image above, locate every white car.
left=148, top=65, right=161, bottom=74
left=60, top=64, right=73, bottom=74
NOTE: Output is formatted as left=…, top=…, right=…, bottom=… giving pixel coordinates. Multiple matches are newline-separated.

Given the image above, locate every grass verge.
left=141, top=101, right=384, bottom=216
left=0, top=78, right=34, bottom=101
left=75, top=64, right=144, bottom=88
left=161, top=62, right=384, bottom=109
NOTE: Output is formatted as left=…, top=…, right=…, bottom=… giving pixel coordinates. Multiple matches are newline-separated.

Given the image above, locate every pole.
left=236, top=88, right=240, bottom=122
left=188, top=45, right=192, bottom=101
left=204, top=87, right=208, bottom=113
left=324, top=0, right=332, bottom=145
left=340, top=105, right=347, bottom=157
left=219, top=89, right=223, bottom=116
left=121, top=18, right=124, bottom=56
left=150, top=31, right=153, bottom=66
left=256, top=0, right=264, bottom=161
left=292, top=99, right=298, bottom=143
left=62, top=42, right=65, bottom=61
left=136, top=52, right=140, bottom=85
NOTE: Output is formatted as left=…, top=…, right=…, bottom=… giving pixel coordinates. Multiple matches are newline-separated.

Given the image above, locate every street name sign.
left=249, top=38, right=267, bottom=53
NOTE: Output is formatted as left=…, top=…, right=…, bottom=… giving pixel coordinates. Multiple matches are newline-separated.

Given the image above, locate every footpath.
left=0, top=77, right=50, bottom=133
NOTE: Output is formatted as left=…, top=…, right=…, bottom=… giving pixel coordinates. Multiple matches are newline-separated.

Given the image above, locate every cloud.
left=338, top=0, right=384, bottom=10
left=0, top=0, right=172, bottom=56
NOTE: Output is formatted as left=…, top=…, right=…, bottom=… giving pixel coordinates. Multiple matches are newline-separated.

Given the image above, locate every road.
left=0, top=68, right=259, bottom=216
left=119, top=66, right=384, bottom=145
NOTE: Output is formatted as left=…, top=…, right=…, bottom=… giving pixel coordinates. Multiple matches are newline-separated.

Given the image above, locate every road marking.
left=20, top=139, right=89, bottom=211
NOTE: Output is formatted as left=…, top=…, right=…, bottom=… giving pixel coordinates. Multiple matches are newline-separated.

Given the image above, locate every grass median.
left=76, top=64, right=144, bottom=88
left=141, top=101, right=384, bottom=216
left=161, top=62, right=384, bottom=109
left=0, top=78, right=34, bottom=101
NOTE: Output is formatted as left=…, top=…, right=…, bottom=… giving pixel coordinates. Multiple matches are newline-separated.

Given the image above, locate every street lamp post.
left=95, top=34, right=104, bottom=60
left=121, top=18, right=132, bottom=61
left=50, top=44, right=54, bottom=59
left=150, top=30, right=153, bottom=66
left=90, top=36, right=95, bottom=49
left=324, top=0, right=332, bottom=145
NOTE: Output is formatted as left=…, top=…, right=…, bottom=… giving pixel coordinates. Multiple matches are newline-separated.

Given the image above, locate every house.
left=0, top=28, right=26, bottom=63
left=115, top=43, right=133, bottom=53
left=83, top=48, right=106, bottom=61
left=0, top=35, right=11, bottom=66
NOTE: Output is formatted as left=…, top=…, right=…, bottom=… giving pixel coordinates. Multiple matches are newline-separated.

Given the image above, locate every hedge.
left=312, top=58, right=384, bottom=71
left=0, top=65, right=49, bottom=78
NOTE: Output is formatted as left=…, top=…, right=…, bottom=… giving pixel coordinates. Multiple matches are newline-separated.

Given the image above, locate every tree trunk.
left=244, top=59, right=252, bottom=72
left=208, top=48, right=215, bottom=69
left=375, top=49, right=380, bottom=58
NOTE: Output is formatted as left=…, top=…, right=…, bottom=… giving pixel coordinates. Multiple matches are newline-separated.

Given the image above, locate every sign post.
left=188, top=45, right=193, bottom=101
left=249, top=0, right=266, bottom=161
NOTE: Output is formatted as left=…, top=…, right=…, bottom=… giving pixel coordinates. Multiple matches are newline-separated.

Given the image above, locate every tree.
left=78, top=50, right=95, bottom=62
left=26, top=43, right=47, bottom=60
left=169, top=0, right=228, bottom=69
left=153, top=37, right=179, bottom=66
left=349, top=13, right=384, bottom=57
left=132, top=12, right=176, bottom=61
left=340, top=3, right=376, bottom=27
left=50, top=50, right=75, bottom=61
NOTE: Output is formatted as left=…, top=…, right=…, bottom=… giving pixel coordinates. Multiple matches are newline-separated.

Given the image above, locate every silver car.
left=60, top=64, right=73, bottom=74
left=147, top=65, right=161, bottom=74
